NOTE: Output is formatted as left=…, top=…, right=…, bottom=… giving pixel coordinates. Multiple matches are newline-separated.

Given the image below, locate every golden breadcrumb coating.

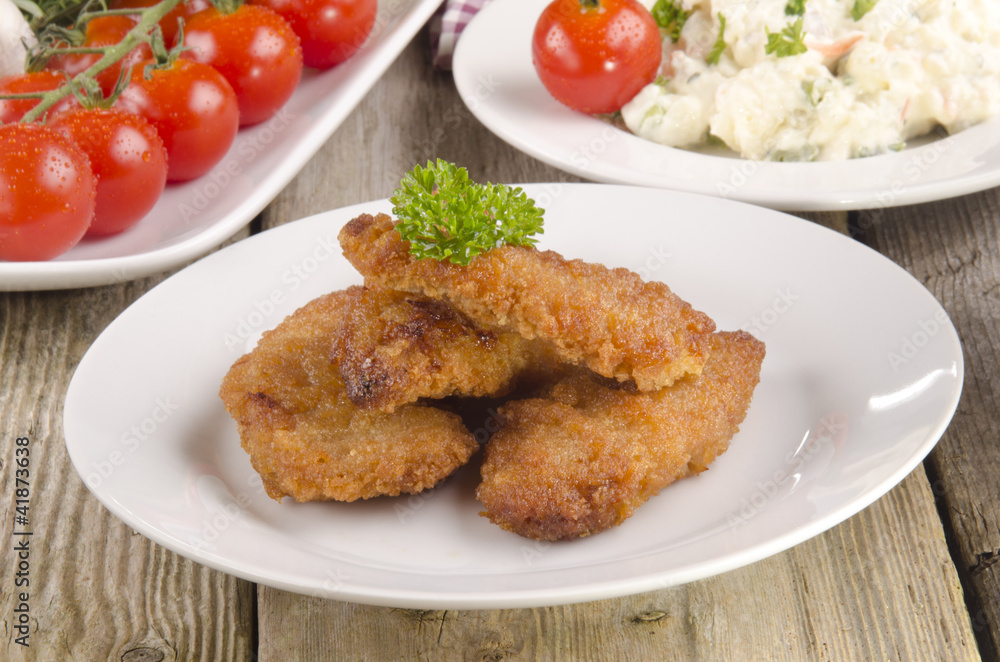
left=219, top=287, right=478, bottom=502
left=476, top=331, right=765, bottom=541
left=339, top=213, right=716, bottom=391
left=333, top=287, right=555, bottom=412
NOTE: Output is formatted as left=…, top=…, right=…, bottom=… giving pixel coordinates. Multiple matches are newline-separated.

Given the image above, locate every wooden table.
left=3, top=22, right=998, bottom=662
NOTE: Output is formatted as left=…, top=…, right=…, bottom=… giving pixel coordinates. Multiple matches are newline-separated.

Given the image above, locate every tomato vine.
left=17, top=0, right=183, bottom=122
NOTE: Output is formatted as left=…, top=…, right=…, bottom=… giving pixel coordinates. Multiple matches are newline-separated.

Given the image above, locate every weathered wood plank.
left=252, top=33, right=979, bottom=662
left=1, top=237, right=255, bottom=661
left=259, top=47, right=581, bottom=229
left=855, top=188, right=1000, bottom=660
left=794, top=211, right=849, bottom=234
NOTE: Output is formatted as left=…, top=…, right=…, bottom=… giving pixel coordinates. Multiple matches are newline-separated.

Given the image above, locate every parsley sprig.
left=765, top=18, right=808, bottom=57
left=705, top=13, right=727, bottom=65
left=785, top=0, right=806, bottom=15
left=851, top=0, right=878, bottom=20
left=390, top=160, right=544, bottom=266
left=650, top=0, right=688, bottom=43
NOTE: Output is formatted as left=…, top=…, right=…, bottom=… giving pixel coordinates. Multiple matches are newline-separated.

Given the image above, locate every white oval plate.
left=0, top=0, right=443, bottom=292
left=452, top=0, right=1000, bottom=212
left=64, top=184, right=963, bottom=609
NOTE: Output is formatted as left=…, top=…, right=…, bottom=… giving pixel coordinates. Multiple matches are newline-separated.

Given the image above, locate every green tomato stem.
left=209, top=0, right=244, bottom=16
left=20, top=0, right=184, bottom=123
left=76, top=7, right=161, bottom=21
left=1, top=92, right=51, bottom=99
left=42, top=46, right=108, bottom=55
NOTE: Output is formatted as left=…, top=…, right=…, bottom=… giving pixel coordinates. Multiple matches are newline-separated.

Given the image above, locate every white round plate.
left=0, top=0, right=443, bottom=292
left=452, top=0, right=1000, bottom=212
left=64, top=184, right=963, bottom=609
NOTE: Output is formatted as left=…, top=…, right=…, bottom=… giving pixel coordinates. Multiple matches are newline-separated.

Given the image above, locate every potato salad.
left=621, top=0, right=1000, bottom=160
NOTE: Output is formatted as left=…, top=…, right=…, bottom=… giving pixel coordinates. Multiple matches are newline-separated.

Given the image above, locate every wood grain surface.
left=1, top=244, right=255, bottom=662
left=0, top=24, right=994, bottom=662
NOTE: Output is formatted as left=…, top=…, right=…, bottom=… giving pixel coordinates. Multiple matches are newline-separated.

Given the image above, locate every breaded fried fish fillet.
left=333, top=287, right=555, bottom=412
left=339, top=213, right=716, bottom=391
left=219, top=287, right=478, bottom=502
left=476, top=331, right=765, bottom=541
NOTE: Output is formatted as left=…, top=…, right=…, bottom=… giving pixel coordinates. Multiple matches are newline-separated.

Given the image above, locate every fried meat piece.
left=339, top=213, right=716, bottom=391
left=219, top=287, right=478, bottom=502
left=476, top=331, right=765, bottom=541
left=333, top=287, right=555, bottom=412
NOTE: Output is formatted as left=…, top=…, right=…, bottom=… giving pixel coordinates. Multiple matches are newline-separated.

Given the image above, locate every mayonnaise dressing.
left=621, top=0, right=1000, bottom=160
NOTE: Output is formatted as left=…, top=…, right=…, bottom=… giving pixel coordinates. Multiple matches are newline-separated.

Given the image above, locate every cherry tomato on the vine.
left=49, top=108, right=168, bottom=237
left=0, top=124, right=96, bottom=262
left=178, top=5, right=303, bottom=126
left=115, top=58, right=240, bottom=182
left=248, top=0, right=377, bottom=69
left=532, top=0, right=661, bottom=114
left=0, top=71, right=80, bottom=123
left=45, top=15, right=153, bottom=95
left=109, top=0, right=212, bottom=46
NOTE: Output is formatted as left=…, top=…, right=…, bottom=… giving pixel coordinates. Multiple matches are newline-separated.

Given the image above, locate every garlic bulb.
left=0, top=0, right=35, bottom=78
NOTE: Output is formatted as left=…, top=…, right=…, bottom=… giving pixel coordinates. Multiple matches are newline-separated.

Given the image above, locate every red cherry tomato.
left=45, top=15, right=153, bottom=95
left=179, top=5, right=303, bottom=126
left=0, top=72, right=80, bottom=124
left=0, top=124, right=96, bottom=262
left=532, top=0, right=661, bottom=114
left=115, top=58, right=240, bottom=182
left=49, top=108, right=168, bottom=237
left=248, top=0, right=377, bottom=69
left=109, top=0, right=212, bottom=46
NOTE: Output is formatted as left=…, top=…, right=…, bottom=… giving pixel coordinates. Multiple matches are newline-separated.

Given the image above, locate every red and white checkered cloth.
left=429, top=0, right=494, bottom=70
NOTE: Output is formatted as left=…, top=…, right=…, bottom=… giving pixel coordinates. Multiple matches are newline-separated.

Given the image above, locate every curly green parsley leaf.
left=765, top=18, right=808, bottom=57
left=651, top=0, right=688, bottom=43
left=706, top=13, right=727, bottom=65
left=390, top=160, right=545, bottom=266
left=785, top=0, right=806, bottom=16
left=850, top=0, right=878, bottom=20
